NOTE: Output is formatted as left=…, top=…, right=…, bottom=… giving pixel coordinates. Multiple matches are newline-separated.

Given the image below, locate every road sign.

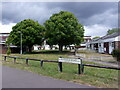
left=59, top=58, right=81, bottom=64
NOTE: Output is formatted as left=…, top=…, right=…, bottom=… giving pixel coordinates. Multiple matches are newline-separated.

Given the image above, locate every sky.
left=0, top=1, right=118, bottom=37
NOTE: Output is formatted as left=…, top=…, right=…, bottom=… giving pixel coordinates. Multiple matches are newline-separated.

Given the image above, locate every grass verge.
left=1, top=51, right=119, bottom=88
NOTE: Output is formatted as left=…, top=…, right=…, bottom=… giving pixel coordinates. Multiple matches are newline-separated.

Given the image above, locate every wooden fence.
left=2, top=55, right=120, bottom=73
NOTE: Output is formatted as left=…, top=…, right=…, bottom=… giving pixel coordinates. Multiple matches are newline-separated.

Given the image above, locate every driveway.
left=2, top=66, right=95, bottom=88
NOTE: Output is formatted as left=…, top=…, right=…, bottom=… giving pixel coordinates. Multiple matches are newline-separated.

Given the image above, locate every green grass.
left=1, top=50, right=119, bottom=88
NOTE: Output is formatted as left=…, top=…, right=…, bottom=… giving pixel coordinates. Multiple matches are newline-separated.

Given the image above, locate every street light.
left=18, top=31, right=22, bottom=54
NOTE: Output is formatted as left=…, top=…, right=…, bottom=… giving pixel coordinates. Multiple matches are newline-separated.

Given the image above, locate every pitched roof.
left=100, top=32, right=120, bottom=40
left=88, top=32, right=120, bottom=44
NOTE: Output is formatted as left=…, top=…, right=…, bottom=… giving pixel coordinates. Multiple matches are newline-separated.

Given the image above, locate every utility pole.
left=18, top=31, right=22, bottom=54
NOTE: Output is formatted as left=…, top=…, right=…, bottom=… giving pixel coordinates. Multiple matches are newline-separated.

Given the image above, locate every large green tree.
left=44, top=11, right=84, bottom=52
left=7, top=19, right=45, bottom=52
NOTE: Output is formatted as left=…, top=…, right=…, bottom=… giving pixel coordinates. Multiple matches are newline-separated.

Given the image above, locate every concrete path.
left=2, top=66, right=95, bottom=88
left=69, top=54, right=119, bottom=67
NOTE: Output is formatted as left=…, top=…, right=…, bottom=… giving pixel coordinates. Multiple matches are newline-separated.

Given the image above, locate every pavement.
left=2, top=66, right=95, bottom=88
left=69, top=53, right=119, bottom=67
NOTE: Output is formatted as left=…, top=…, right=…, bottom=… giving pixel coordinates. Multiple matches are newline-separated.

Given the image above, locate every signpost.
left=58, top=57, right=84, bottom=74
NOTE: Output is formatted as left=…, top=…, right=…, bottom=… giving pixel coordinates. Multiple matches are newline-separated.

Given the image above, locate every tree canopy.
left=93, top=36, right=100, bottom=39
left=7, top=19, right=45, bottom=52
left=44, top=11, right=84, bottom=52
left=107, top=28, right=120, bottom=35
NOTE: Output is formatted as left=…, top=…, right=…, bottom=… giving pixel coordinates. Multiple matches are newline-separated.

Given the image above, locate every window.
left=112, top=42, right=114, bottom=47
left=99, top=43, right=101, bottom=47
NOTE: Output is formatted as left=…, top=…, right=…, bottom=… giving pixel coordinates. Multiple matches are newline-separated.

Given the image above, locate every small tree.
left=107, top=28, right=120, bottom=35
left=7, top=19, right=45, bottom=53
left=93, top=36, right=100, bottom=39
left=112, top=49, right=120, bottom=62
left=7, top=46, right=11, bottom=55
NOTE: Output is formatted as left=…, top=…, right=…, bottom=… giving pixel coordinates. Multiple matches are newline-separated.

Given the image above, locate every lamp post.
left=18, top=31, right=22, bottom=54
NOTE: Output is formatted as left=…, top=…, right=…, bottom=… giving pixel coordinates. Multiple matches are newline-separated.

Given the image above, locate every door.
left=104, top=42, right=109, bottom=54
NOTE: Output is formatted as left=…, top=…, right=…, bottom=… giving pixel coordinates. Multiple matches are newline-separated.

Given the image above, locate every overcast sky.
left=0, top=2, right=118, bottom=37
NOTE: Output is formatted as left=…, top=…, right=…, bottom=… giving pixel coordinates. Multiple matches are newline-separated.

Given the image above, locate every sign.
left=59, top=58, right=81, bottom=64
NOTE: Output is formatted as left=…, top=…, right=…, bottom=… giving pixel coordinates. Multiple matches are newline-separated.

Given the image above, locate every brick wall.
left=0, top=44, right=8, bottom=54
left=115, top=41, right=120, bottom=49
left=0, top=44, right=20, bottom=54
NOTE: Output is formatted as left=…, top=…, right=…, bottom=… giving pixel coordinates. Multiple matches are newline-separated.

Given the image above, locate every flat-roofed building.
left=0, top=33, right=19, bottom=54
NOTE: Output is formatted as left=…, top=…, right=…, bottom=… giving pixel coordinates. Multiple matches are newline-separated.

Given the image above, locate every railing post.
left=80, top=58, right=84, bottom=74
left=78, top=64, right=81, bottom=74
left=58, top=62, right=62, bottom=72
left=14, top=57, right=16, bottom=64
left=58, top=57, right=62, bottom=72
left=78, top=58, right=84, bottom=74
left=4, top=56, right=7, bottom=61
left=40, top=60, right=43, bottom=67
left=81, top=64, right=84, bottom=74
left=26, top=58, right=28, bottom=65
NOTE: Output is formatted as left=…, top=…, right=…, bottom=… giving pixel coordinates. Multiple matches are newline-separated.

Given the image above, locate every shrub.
left=7, top=46, right=11, bottom=55
left=112, top=49, right=120, bottom=62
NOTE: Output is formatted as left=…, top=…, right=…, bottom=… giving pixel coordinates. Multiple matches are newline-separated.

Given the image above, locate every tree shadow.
left=23, top=50, right=72, bottom=55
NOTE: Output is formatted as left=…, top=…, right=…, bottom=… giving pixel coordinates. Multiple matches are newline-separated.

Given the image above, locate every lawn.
left=1, top=50, right=119, bottom=88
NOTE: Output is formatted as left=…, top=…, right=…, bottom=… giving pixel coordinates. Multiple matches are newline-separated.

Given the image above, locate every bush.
left=7, top=46, right=11, bottom=55
left=112, top=49, right=120, bottom=62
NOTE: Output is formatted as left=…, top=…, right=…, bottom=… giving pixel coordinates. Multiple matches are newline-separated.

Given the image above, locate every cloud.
left=1, top=2, right=118, bottom=37
left=83, top=8, right=118, bottom=27
left=84, top=24, right=111, bottom=37
left=0, top=22, right=16, bottom=33
left=2, top=2, right=117, bottom=25
left=2, top=2, right=63, bottom=24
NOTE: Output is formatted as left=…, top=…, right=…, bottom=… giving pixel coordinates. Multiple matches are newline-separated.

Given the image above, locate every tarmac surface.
left=2, top=66, right=95, bottom=88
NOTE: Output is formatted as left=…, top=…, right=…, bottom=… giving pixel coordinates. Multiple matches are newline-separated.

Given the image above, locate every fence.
left=3, top=55, right=120, bottom=74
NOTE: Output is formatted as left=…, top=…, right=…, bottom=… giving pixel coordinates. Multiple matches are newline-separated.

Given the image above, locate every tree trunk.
left=50, top=45, right=53, bottom=50
left=65, top=45, right=67, bottom=50
left=59, top=44, right=63, bottom=52
left=28, top=46, right=33, bottom=53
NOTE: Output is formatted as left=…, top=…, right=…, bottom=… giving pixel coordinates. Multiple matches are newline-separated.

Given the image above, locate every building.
left=76, top=36, right=92, bottom=50
left=0, top=33, right=10, bottom=54
left=86, top=32, right=120, bottom=54
left=84, top=36, right=92, bottom=42
left=0, top=33, right=19, bottom=54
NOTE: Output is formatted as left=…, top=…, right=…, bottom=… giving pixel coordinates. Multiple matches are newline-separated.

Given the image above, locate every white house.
left=86, top=32, right=120, bottom=54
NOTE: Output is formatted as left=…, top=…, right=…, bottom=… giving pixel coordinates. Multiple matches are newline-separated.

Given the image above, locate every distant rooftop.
left=0, top=33, right=10, bottom=34
left=100, top=32, right=120, bottom=40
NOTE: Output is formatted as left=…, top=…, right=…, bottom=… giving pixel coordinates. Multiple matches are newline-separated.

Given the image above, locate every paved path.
left=69, top=54, right=119, bottom=67
left=2, top=66, right=95, bottom=88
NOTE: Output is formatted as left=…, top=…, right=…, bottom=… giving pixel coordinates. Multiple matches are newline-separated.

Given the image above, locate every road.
left=2, top=66, right=95, bottom=88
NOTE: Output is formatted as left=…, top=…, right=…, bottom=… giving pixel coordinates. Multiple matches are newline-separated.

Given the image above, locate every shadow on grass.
left=23, top=50, right=73, bottom=55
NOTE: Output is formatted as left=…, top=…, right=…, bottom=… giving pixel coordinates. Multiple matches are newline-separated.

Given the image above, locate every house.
left=86, top=32, right=120, bottom=54
left=0, top=33, right=19, bottom=54
left=0, top=33, right=10, bottom=54
left=76, top=36, right=92, bottom=50
left=84, top=36, right=92, bottom=42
